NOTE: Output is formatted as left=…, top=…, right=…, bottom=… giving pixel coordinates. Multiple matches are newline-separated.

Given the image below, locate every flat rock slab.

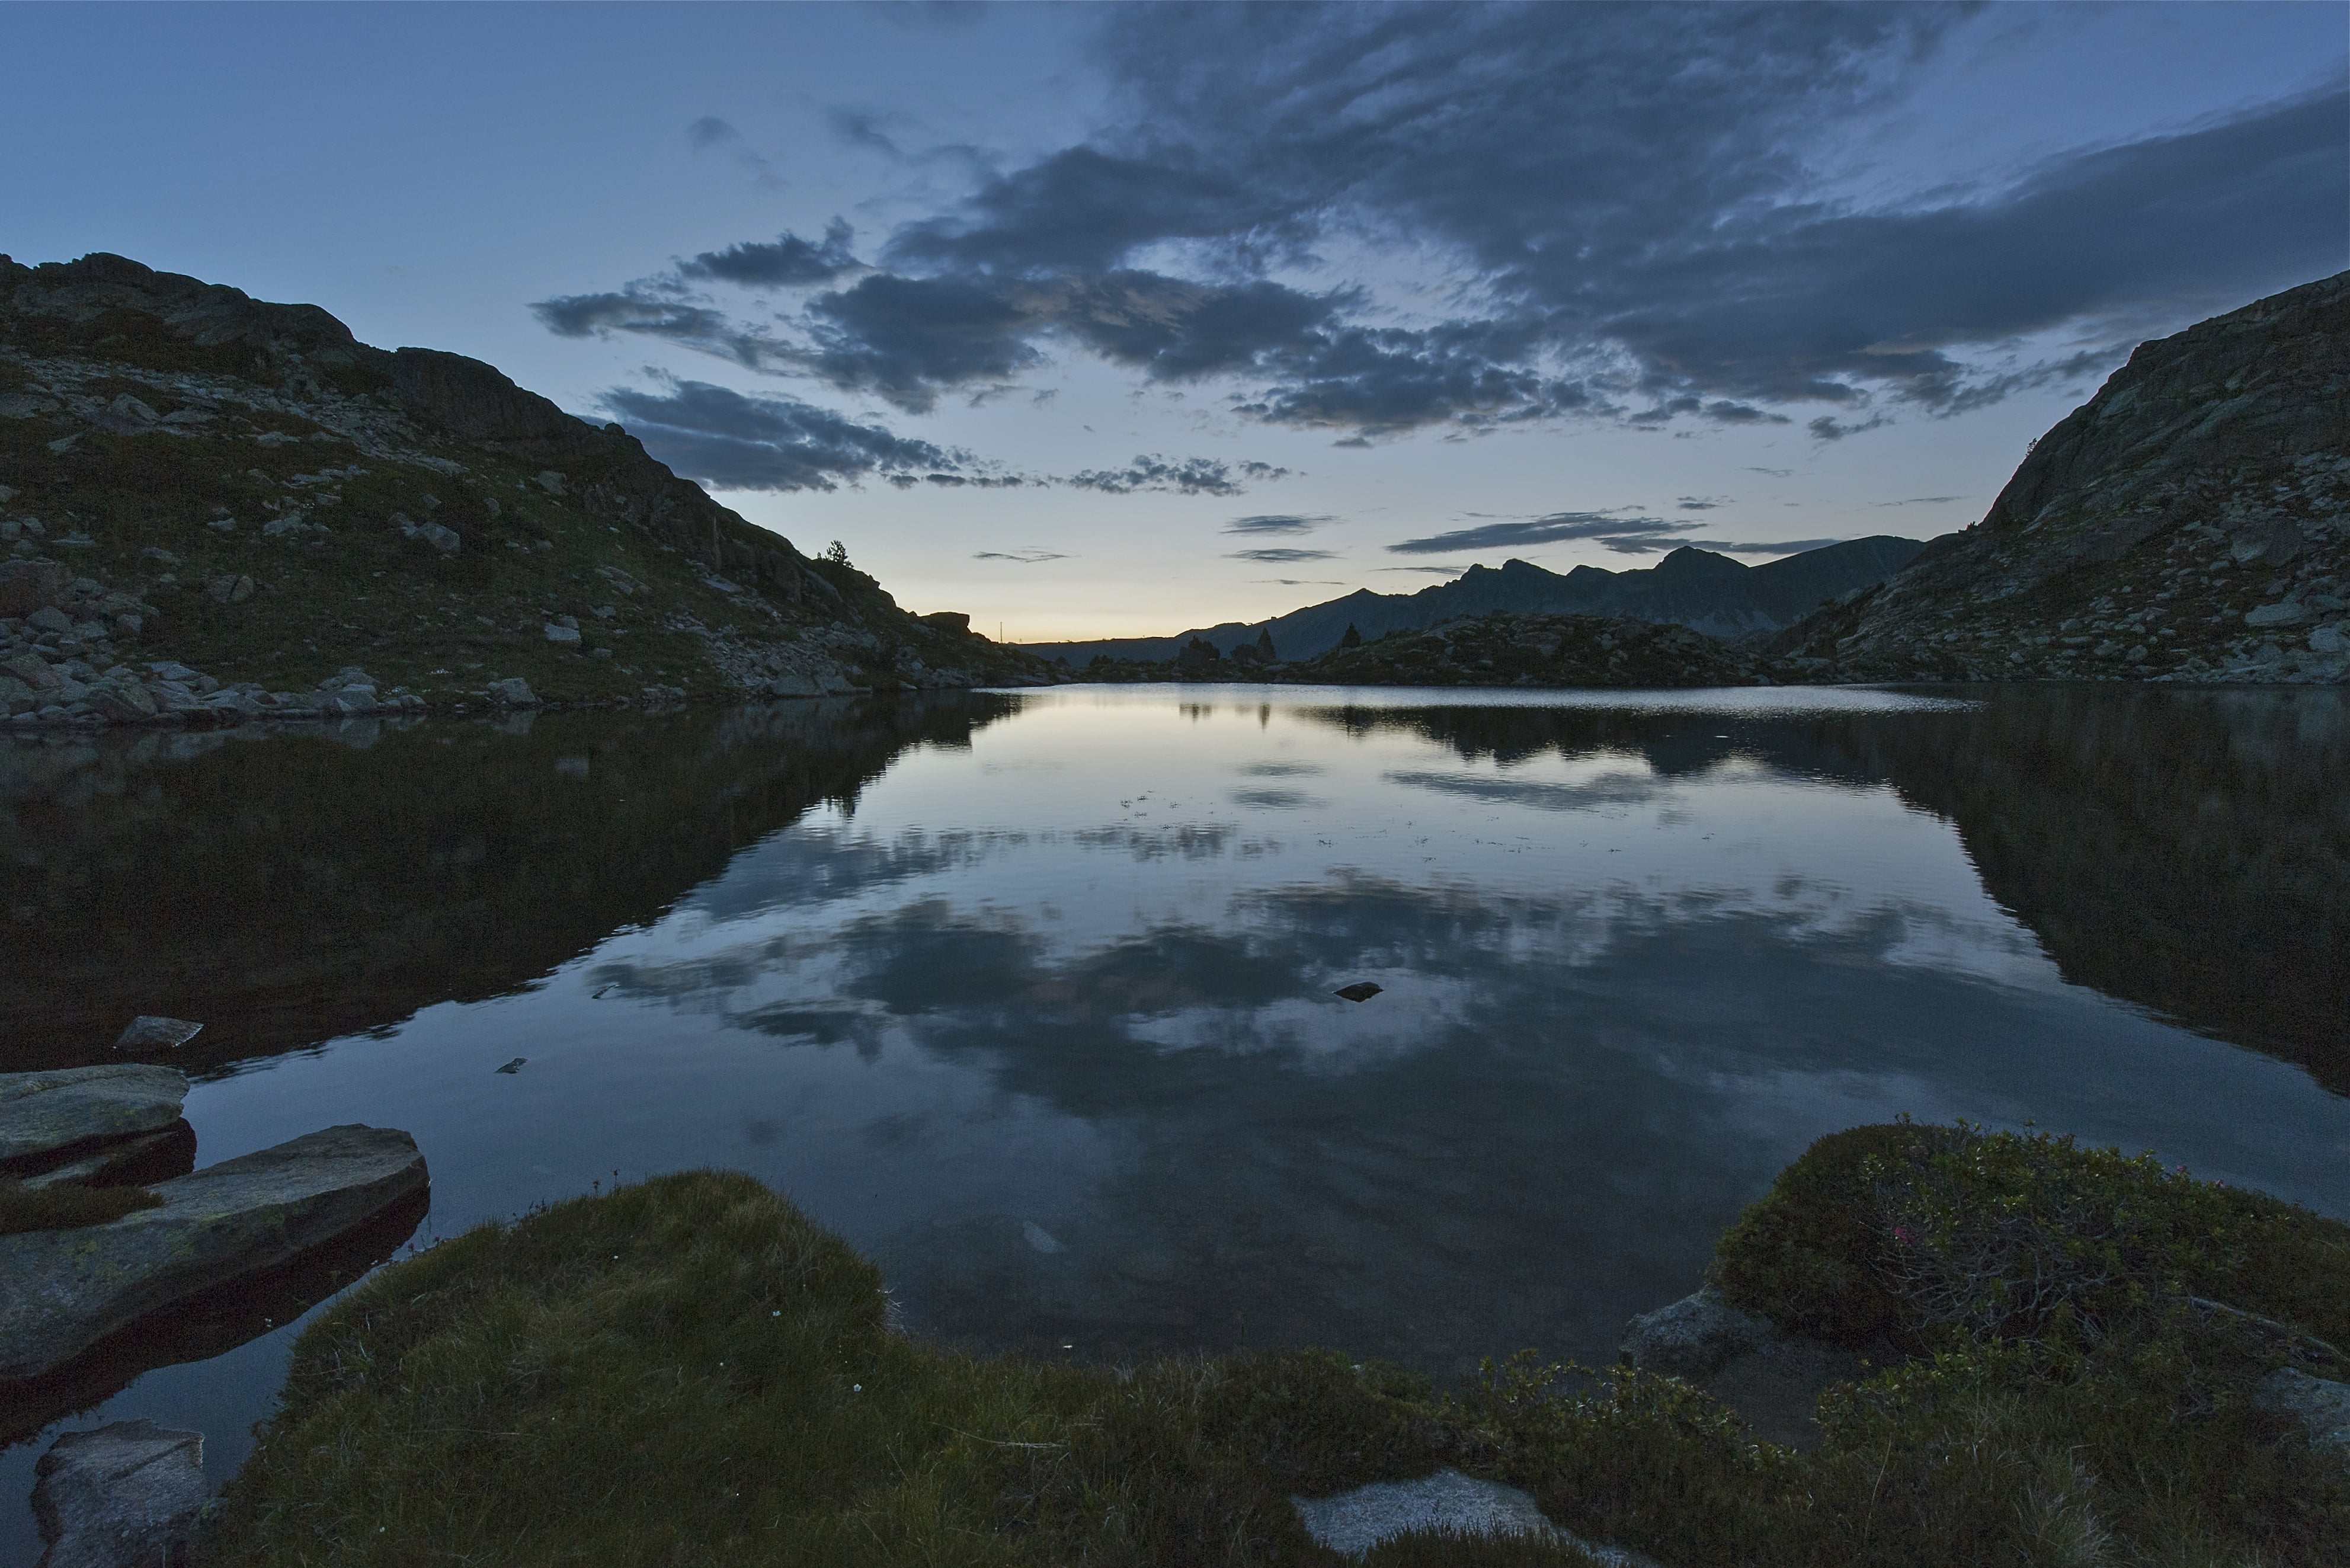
left=0, top=1067, right=188, bottom=1170
left=33, top=1419, right=206, bottom=1568
left=0, top=1124, right=427, bottom=1382
left=1292, top=1468, right=1657, bottom=1566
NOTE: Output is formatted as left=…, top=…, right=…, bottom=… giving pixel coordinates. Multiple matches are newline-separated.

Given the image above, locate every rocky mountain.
left=0, top=252, right=1046, bottom=728
left=1029, top=535, right=1923, bottom=668
left=1773, top=271, right=2349, bottom=684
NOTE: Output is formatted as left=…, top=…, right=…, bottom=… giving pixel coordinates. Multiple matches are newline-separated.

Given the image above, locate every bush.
left=1712, top=1119, right=2350, bottom=1355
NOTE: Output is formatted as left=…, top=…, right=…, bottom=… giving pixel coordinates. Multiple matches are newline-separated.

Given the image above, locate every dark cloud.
left=1064, top=455, right=1292, bottom=497
left=548, top=9, right=2343, bottom=443
left=600, top=378, right=974, bottom=492
left=1388, top=513, right=1695, bottom=556
left=1226, top=547, right=1337, bottom=564
left=1875, top=495, right=1964, bottom=507
left=1744, top=467, right=1793, bottom=478
left=974, top=549, right=1070, bottom=564
left=1224, top=513, right=1333, bottom=535
left=1808, top=413, right=1893, bottom=442
left=1676, top=497, right=1729, bottom=511
left=678, top=219, right=860, bottom=287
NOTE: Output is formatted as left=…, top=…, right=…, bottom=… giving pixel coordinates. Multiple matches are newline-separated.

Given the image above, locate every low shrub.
left=1711, top=1119, right=2350, bottom=1354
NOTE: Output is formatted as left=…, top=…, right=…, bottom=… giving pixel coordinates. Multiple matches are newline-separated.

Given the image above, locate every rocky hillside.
left=0, top=252, right=1046, bottom=727
left=1773, top=271, right=2349, bottom=684
left=1271, top=612, right=1771, bottom=688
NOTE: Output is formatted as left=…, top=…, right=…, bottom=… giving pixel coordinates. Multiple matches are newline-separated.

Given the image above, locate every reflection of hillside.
left=1848, top=688, right=2350, bottom=1095
left=1295, top=691, right=2350, bottom=1093
left=0, top=695, right=1021, bottom=1072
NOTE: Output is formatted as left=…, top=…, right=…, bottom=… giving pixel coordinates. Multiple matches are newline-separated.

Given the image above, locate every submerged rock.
left=113, top=1017, right=202, bottom=1052
left=1333, top=982, right=1384, bottom=1003
left=31, top=1419, right=206, bottom=1568
left=0, top=1066, right=189, bottom=1172
left=0, top=1124, right=428, bottom=1381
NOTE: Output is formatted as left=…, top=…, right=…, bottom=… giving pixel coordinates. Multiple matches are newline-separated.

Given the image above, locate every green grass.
left=199, top=1140, right=2350, bottom=1567
left=0, top=1176, right=162, bottom=1234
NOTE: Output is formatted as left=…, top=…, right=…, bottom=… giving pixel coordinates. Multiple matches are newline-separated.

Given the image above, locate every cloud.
left=1874, top=495, right=1965, bottom=507
left=1375, top=565, right=1466, bottom=575
left=685, top=116, right=778, bottom=185
left=600, top=378, right=978, bottom=492
left=1808, top=413, right=1894, bottom=442
left=1387, top=512, right=1695, bottom=556
left=1063, top=454, right=1292, bottom=497
left=1226, top=547, right=1337, bottom=564
left=678, top=219, right=860, bottom=287
left=544, top=10, right=2343, bottom=445
left=1676, top=497, right=1729, bottom=511
left=1224, top=513, right=1333, bottom=535
left=1744, top=467, right=1793, bottom=478
left=974, top=549, right=1070, bottom=564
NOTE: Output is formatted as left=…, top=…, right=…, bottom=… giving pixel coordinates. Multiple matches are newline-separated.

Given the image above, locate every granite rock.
left=0, top=1065, right=189, bottom=1170
left=0, top=1124, right=428, bottom=1381
left=31, top=1419, right=206, bottom=1568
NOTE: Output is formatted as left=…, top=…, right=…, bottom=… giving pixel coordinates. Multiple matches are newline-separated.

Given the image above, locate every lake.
left=5, top=681, right=2348, bottom=1553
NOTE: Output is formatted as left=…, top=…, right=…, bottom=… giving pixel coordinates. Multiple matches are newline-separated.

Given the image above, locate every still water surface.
left=4, top=682, right=2348, bottom=1550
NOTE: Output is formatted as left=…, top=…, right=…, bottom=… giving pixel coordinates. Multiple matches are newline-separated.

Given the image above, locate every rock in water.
left=32, top=1420, right=207, bottom=1568
left=0, top=1066, right=189, bottom=1171
left=1333, top=982, right=1384, bottom=1003
left=113, top=1017, right=202, bottom=1052
left=0, top=1125, right=428, bottom=1381
left=1618, top=1285, right=1772, bottom=1379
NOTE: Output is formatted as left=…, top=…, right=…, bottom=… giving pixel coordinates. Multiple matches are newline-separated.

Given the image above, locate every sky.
left=4, top=3, right=2344, bottom=641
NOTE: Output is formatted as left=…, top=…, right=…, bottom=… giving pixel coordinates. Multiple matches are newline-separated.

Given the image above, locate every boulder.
left=1618, top=1286, right=1772, bottom=1379
left=0, top=1066, right=189, bottom=1172
left=114, top=1017, right=201, bottom=1051
left=2255, top=1367, right=2350, bottom=1452
left=485, top=676, right=539, bottom=707
left=31, top=1419, right=206, bottom=1568
left=0, top=1125, right=428, bottom=1381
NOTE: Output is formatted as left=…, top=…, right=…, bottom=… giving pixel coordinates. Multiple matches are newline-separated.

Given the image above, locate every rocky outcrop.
left=1292, top=1468, right=1658, bottom=1566
left=0, top=251, right=1051, bottom=727
left=0, top=1065, right=187, bottom=1172
left=0, top=1124, right=427, bottom=1381
left=1773, top=271, right=2349, bottom=683
left=31, top=1420, right=207, bottom=1568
